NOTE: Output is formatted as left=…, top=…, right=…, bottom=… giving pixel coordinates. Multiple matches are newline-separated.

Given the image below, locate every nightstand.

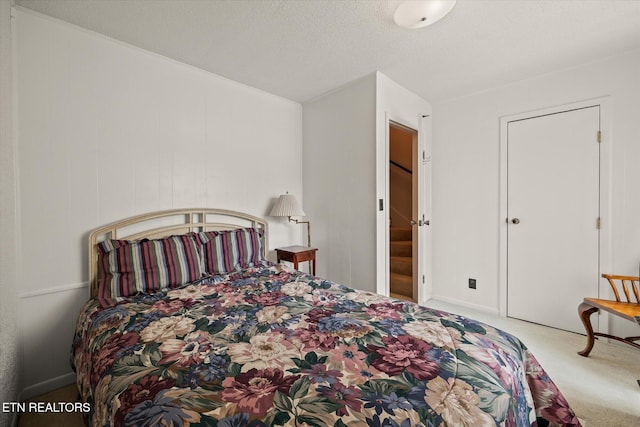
left=275, top=245, right=318, bottom=275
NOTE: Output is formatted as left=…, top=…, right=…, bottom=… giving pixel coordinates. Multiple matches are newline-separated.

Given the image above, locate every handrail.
left=390, top=205, right=413, bottom=228
left=390, top=160, right=412, bottom=175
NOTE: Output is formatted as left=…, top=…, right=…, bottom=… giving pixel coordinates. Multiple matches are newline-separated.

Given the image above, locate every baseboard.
left=21, top=371, right=76, bottom=401
left=418, top=291, right=432, bottom=307
left=426, top=295, right=501, bottom=316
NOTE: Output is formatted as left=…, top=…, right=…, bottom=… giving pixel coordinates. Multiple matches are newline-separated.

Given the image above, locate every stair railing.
left=389, top=161, right=413, bottom=229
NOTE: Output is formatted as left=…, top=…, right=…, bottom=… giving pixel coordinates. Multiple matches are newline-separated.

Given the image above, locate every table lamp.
left=270, top=193, right=311, bottom=247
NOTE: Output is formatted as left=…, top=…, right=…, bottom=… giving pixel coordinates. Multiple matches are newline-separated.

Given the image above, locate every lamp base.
left=289, top=218, right=311, bottom=247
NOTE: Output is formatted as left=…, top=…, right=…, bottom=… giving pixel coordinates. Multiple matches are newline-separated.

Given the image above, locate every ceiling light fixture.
left=394, top=0, right=457, bottom=29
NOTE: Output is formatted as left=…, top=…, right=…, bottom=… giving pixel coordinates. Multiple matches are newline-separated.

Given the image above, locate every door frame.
left=379, top=112, right=429, bottom=304
left=498, top=97, right=612, bottom=332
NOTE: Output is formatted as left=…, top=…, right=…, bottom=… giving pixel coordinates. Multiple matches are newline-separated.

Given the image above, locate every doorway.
left=502, top=104, right=603, bottom=333
left=389, top=122, right=418, bottom=301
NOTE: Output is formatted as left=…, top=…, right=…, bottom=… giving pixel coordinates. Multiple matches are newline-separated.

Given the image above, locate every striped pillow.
left=96, top=233, right=203, bottom=304
left=198, top=227, right=266, bottom=274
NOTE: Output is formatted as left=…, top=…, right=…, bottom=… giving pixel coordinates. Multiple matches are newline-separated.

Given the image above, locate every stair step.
left=390, top=256, right=412, bottom=276
left=390, top=292, right=415, bottom=302
left=390, top=272, right=413, bottom=298
left=390, top=241, right=412, bottom=257
left=390, top=227, right=412, bottom=242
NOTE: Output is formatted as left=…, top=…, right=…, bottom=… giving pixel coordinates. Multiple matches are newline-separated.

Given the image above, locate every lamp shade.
left=269, top=194, right=305, bottom=217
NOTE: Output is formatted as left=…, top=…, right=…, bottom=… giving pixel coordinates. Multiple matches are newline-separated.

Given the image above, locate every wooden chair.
left=578, top=274, right=640, bottom=357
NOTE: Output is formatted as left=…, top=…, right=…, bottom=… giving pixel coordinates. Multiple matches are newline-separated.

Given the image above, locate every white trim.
left=382, top=113, right=428, bottom=303
left=427, top=296, right=501, bottom=316
left=499, top=118, right=508, bottom=316
left=377, top=112, right=391, bottom=297
left=499, top=97, right=612, bottom=334
left=18, top=282, right=88, bottom=299
left=419, top=114, right=432, bottom=305
left=20, top=372, right=76, bottom=401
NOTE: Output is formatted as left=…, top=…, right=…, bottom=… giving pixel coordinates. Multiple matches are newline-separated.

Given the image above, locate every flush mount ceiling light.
left=394, top=0, right=457, bottom=29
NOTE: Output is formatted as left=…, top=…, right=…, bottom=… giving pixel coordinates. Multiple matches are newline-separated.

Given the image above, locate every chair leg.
left=578, top=303, right=599, bottom=357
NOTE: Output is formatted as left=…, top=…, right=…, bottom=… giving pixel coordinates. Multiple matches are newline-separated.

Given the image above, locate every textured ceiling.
left=14, top=0, right=640, bottom=103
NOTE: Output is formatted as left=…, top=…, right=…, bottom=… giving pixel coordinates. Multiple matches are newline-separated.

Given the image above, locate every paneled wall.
left=15, top=8, right=303, bottom=397
left=1, top=2, right=20, bottom=424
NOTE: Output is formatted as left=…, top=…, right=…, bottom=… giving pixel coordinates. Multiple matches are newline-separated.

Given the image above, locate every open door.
left=388, top=122, right=418, bottom=301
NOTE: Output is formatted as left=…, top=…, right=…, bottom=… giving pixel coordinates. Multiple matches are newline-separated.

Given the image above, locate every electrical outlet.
left=469, top=278, right=477, bottom=289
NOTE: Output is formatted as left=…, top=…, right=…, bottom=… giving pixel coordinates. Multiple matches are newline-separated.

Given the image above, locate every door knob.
left=511, top=218, right=520, bottom=224
left=411, top=219, right=426, bottom=226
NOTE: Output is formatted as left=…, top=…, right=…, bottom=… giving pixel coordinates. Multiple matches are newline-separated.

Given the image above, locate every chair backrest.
left=602, top=274, right=640, bottom=303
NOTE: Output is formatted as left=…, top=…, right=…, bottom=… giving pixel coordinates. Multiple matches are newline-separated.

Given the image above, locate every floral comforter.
left=72, top=264, right=581, bottom=427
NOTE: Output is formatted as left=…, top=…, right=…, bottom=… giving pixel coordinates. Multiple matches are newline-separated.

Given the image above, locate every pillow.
left=198, top=227, right=266, bottom=274
left=96, top=233, right=203, bottom=304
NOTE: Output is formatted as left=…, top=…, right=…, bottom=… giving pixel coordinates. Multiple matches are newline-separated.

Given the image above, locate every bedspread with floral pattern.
left=72, top=264, right=581, bottom=427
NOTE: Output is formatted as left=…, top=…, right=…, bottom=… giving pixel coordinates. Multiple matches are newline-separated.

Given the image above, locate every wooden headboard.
left=88, top=208, right=269, bottom=297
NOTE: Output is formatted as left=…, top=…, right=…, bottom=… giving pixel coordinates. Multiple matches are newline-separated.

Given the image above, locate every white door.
left=507, top=106, right=600, bottom=334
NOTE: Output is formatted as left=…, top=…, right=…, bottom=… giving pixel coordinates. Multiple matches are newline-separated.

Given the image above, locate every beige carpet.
left=18, top=384, right=83, bottom=427
left=19, top=300, right=640, bottom=427
left=426, top=299, right=640, bottom=427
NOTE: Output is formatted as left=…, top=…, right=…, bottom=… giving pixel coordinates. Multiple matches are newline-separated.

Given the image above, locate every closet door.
left=506, top=106, right=600, bottom=334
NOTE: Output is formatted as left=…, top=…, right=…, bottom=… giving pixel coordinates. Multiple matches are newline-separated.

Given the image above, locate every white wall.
left=14, top=8, right=303, bottom=397
left=376, top=73, right=432, bottom=302
left=302, top=73, right=431, bottom=298
left=432, top=49, right=640, bottom=334
left=1, top=2, right=20, bottom=425
left=302, top=75, right=377, bottom=291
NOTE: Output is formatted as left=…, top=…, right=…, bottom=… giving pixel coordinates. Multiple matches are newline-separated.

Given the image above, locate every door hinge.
left=597, top=217, right=601, bottom=229
left=422, top=275, right=425, bottom=284
left=597, top=130, right=602, bottom=143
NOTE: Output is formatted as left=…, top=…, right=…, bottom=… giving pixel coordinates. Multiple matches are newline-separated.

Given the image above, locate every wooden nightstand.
left=275, top=245, right=318, bottom=275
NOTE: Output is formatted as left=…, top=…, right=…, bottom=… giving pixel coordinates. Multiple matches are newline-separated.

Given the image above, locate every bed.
left=72, top=208, right=581, bottom=427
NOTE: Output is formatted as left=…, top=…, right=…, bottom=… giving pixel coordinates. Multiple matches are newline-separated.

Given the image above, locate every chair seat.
left=578, top=275, right=640, bottom=387
left=583, top=297, right=640, bottom=325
